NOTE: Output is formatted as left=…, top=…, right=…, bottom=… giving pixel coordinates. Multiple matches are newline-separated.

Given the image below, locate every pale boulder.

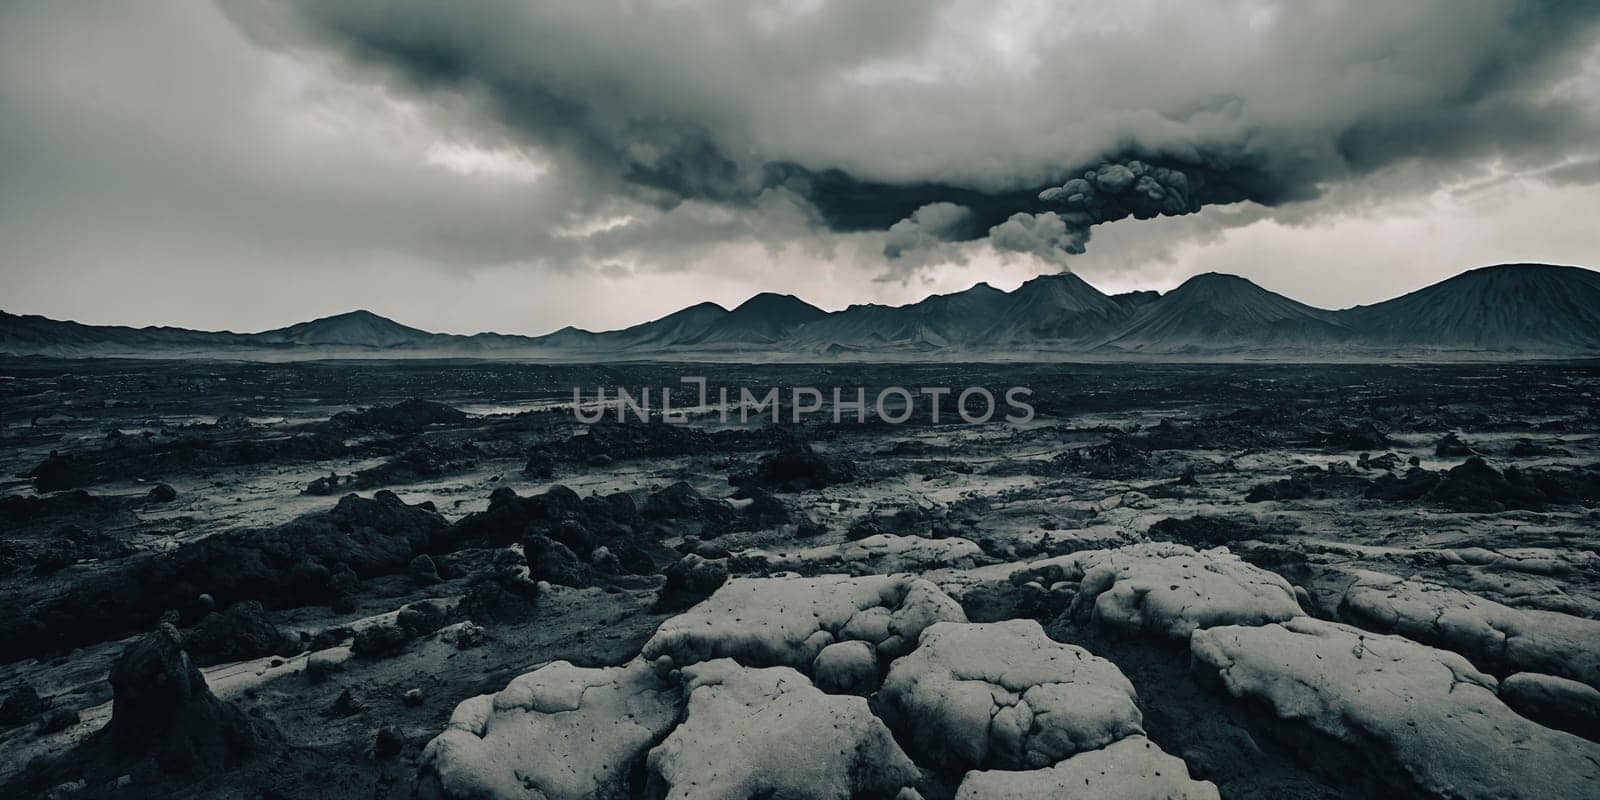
left=954, top=735, right=1219, bottom=800
left=417, top=658, right=681, bottom=800
left=812, top=640, right=879, bottom=694
left=1071, top=544, right=1302, bottom=640
left=1338, top=569, right=1600, bottom=689
left=645, top=659, right=920, bottom=800
left=881, top=619, right=1143, bottom=769
left=1192, top=617, right=1600, bottom=800
left=641, top=574, right=965, bottom=672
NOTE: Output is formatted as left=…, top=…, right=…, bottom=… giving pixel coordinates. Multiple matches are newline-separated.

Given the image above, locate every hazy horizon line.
left=3, top=260, right=1593, bottom=340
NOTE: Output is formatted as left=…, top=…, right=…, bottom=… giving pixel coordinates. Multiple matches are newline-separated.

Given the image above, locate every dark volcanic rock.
left=730, top=443, right=857, bottom=492
left=1428, top=457, right=1548, bottom=512
left=397, top=601, right=447, bottom=637
left=1522, top=464, right=1600, bottom=506
left=409, top=553, right=441, bottom=584
left=0, top=685, right=47, bottom=728
left=28, top=432, right=350, bottom=492
left=1042, top=437, right=1149, bottom=479
left=642, top=481, right=732, bottom=521
left=654, top=554, right=729, bottom=612
left=336, top=441, right=481, bottom=492
left=374, top=726, right=403, bottom=759
left=846, top=504, right=934, bottom=541
left=459, top=568, right=541, bottom=624
left=526, top=421, right=794, bottom=468
left=350, top=623, right=410, bottom=659
left=1128, top=417, right=1279, bottom=452
left=0, top=491, right=449, bottom=663
left=1245, top=476, right=1313, bottom=503
left=303, top=472, right=351, bottom=496
left=523, top=450, right=555, bottom=478
left=1435, top=432, right=1481, bottom=458
left=1147, top=516, right=1296, bottom=547
left=1308, top=420, right=1391, bottom=451
left=36, top=707, right=78, bottom=735
left=106, top=624, right=255, bottom=772
left=1509, top=439, right=1571, bottom=458
left=0, top=489, right=128, bottom=525
left=1365, top=467, right=1441, bottom=501
left=523, top=534, right=591, bottom=587
left=957, top=581, right=1070, bottom=623
left=183, top=601, right=299, bottom=667
left=452, top=484, right=632, bottom=546
left=329, top=398, right=467, bottom=434
left=145, top=483, right=178, bottom=503
left=1366, top=458, right=1600, bottom=511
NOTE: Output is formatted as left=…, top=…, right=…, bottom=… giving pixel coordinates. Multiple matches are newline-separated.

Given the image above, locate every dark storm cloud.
left=230, top=0, right=1600, bottom=265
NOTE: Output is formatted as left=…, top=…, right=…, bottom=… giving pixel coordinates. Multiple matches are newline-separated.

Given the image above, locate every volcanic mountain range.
left=4, top=263, right=1599, bottom=359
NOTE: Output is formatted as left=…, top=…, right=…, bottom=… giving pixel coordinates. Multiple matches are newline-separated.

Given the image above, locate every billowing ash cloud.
left=883, top=202, right=973, bottom=264
left=989, top=212, right=1087, bottom=263
left=1039, top=161, right=1199, bottom=220
left=215, top=1, right=1600, bottom=267
left=992, top=159, right=1236, bottom=261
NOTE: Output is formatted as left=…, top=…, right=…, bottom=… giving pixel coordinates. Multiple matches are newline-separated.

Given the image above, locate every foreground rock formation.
left=646, top=659, right=920, bottom=799
left=1192, top=617, right=1600, bottom=799
left=1334, top=569, right=1600, bottom=688
left=421, top=576, right=1226, bottom=800
left=5, top=359, right=1599, bottom=800
left=417, top=659, right=681, bottom=800
left=954, top=735, right=1220, bottom=800
left=882, top=619, right=1142, bottom=769
left=1068, top=543, right=1303, bottom=639
left=104, top=623, right=257, bottom=774
left=640, top=574, right=965, bottom=671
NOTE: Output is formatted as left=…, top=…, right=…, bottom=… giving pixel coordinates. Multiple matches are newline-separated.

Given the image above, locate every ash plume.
left=210, top=1, right=1600, bottom=268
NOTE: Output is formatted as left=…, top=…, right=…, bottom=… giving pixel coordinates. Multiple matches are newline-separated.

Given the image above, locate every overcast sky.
left=3, top=0, right=1599, bottom=335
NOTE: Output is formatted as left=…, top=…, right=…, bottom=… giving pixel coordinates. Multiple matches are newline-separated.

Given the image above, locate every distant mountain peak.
left=4, top=263, right=1598, bottom=358
left=1346, top=262, right=1600, bottom=350
left=262, top=308, right=434, bottom=348
left=730, top=292, right=826, bottom=319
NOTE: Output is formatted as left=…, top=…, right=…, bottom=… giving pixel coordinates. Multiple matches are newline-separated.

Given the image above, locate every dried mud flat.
left=1, top=357, right=1598, bottom=799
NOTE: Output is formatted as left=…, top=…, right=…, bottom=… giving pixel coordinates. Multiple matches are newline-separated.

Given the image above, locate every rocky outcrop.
left=0, top=490, right=450, bottom=662
left=1499, top=672, right=1600, bottom=741
left=812, top=640, right=879, bottom=695
left=1336, top=569, right=1600, bottom=689
left=641, top=575, right=965, bottom=672
left=645, top=659, right=919, bottom=799
left=954, top=735, right=1219, bottom=800
left=881, top=620, right=1143, bottom=769
left=417, top=658, right=682, bottom=800
left=1192, top=617, right=1600, bottom=799
left=654, top=553, right=730, bottom=612
left=1069, top=543, right=1302, bottom=639
left=736, top=533, right=986, bottom=574
left=105, top=623, right=256, bottom=772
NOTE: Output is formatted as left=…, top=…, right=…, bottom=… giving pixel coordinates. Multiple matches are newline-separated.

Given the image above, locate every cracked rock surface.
left=1192, top=616, right=1600, bottom=800
left=645, top=658, right=920, bottom=800
left=1337, top=569, right=1600, bottom=689
left=641, top=574, right=965, bottom=671
left=953, top=735, right=1220, bottom=800
left=417, top=658, right=681, bottom=800
left=882, top=619, right=1143, bottom=769
left=1498, top=672, right=1600, bottom=740
left=739, top=533, right=986, bottom=574
left=1069, top=543, right=1303, bottom=640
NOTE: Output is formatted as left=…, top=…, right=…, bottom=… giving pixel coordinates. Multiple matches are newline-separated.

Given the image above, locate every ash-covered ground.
left=1, top=357, right=1598, bottom=799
